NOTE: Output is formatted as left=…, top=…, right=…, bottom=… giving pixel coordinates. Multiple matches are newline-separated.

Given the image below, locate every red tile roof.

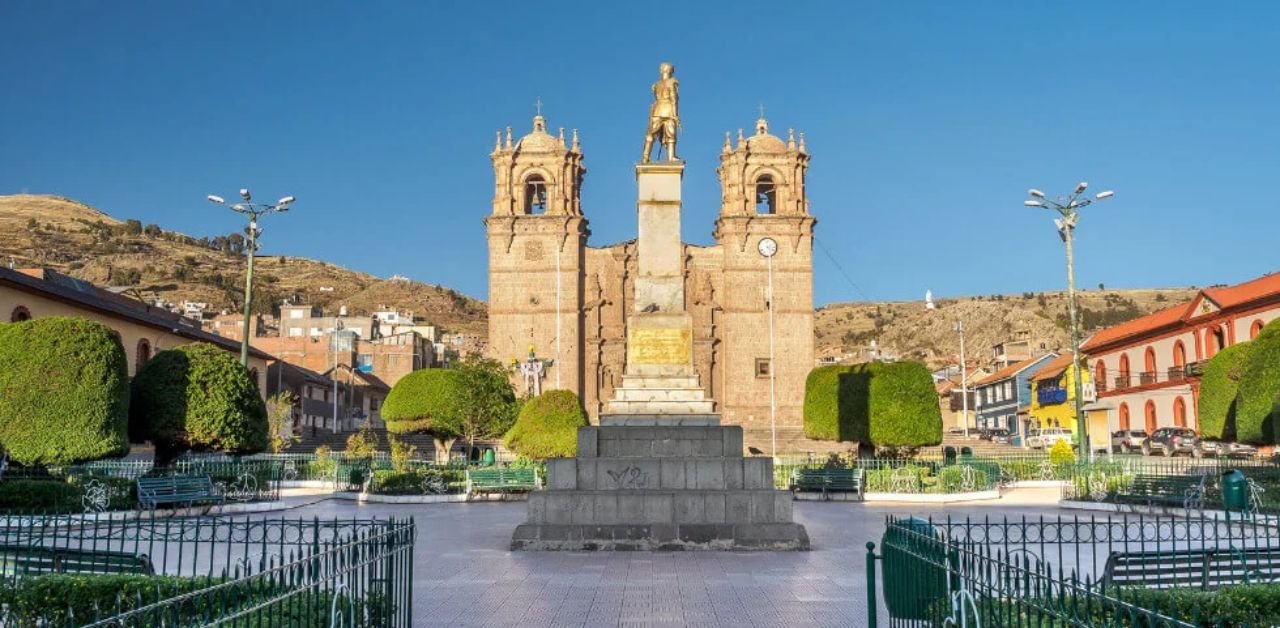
left=1081, top=272, right=1280, bottom=352
left=975, top=356, right=1049, bottom=386
left=1031, top=353, right=1075, bottom=382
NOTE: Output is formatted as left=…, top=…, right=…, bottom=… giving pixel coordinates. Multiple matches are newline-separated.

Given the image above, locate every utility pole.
left=332, top=320, right=344, bottom=434
left=955, top=319, right=970, bottom=438
left=207, top=189, right=295, bottom=366
left=1025, top=183, right=1114, bottom=461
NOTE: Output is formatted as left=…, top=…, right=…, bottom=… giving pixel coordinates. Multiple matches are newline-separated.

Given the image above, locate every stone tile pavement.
left=280, top=489, right=1069, bottom=627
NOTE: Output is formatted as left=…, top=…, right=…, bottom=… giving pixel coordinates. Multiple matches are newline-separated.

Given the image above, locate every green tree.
left=344, top=424, right=378, bottom=459
left=0, top=317, right=130, bottom=465
left=129, top=343, right=268, bottom=465
left=1197, top=343, right=1251, bottom=440
left=265, top=391, right=299, bottom=454
left=504, top=390, right=587, bottom=459
left=381, top=369, right=463, bottom=463
left=453, top=356, right=517, bottom=459
left=803, top=361, right=942, bottom=451
left=123, top=219, right=143, bottom=236
left=1236, top=319, right=1280, bottom=444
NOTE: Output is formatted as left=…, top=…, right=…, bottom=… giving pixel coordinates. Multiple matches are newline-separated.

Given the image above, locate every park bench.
left=0, top=545, right=154, bottom=576
left=1104, top=546, right=1280, bottom=590
left=334, top=459, right=373, bottom=491
left=136, top=475, right=224, bottom=510
left=466, top=468, right=540, bottom=495
left=790, top=468, right=863, bottom=500
left=1114, top=473, right=1206, bottom=510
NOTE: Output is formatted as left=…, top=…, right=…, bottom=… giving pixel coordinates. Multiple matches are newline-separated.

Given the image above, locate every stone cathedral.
left=485, top=79, right=816, bottom=454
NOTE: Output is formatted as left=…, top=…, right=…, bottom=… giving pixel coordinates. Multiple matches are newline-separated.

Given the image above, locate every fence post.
left=865, top=541, right=878, bottom=627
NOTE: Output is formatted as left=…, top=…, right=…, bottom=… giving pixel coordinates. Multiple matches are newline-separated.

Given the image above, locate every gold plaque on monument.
left=628, top=327, right=692, bottom=365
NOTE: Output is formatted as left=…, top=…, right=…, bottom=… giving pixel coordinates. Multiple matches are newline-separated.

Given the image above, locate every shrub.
left=1198, top=343, right=1251, bottom=439
left=265, top=391, right=299, bottom=454
left=0, top=317, right=130, bottom=465
left=1236, top=319, right=1280, bottom=444
left=803, top=362, right=942, bottom=447
left=345, top=425, right=379, bottom=459
left=382, top=369, right=464, bottom=463
left=388, top=435, right=418, bottom=473
left=0, top=479, right=82, bottom=512
left=504, top=390, right=587, bottom=459
left=368, top=470, right=425, bottom=495
left=313, top=445, right=335, bottom=477
left=938, top=465, right=989, bottom=492
left=1048, top=439, right=1076, bottom=466
left=129, top=343, right=268, bottom=464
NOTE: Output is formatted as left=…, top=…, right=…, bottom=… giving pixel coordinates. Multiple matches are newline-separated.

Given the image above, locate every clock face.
left=758, top=237, right=778, bottom=258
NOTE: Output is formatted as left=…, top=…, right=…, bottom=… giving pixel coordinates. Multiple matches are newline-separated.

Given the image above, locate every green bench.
left=136, top=475, right=224, bottom=510
left=1104, top=546, right=1280, bottom=590
left=466, top=468, right=540, bottom=495
left=790, top=468, right=863, bottom=499
left=0, top=545, right=153, bottom=576
left=1115, top=473, right=1206, bottom=510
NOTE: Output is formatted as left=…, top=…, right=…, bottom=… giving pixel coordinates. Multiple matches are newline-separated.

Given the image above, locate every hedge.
left=1236, top=318, right=1280, bottom=444
left=1198, top=342, right=1251, bottom=439
left=381, top=369, right=463, bottom=437
left=803, top=362, right=942, bottom=447
left=129, top=342, right=267, bottom=464
left=504, top=390, right=587, bottom=459
left=0, top=479, right=82, bottom=513
left=0, top=317, right=130, bottom=465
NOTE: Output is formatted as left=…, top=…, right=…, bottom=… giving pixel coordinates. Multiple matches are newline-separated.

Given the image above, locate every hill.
left=0, top=194, right=487, bottom=334
left=815, top=288, right=1200, bottom=369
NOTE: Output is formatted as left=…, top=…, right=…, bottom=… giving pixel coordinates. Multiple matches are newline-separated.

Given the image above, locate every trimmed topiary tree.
left=504, top=390, right=587, bottom=459
left=129, top=342, right=267, bottom=465
left=1236, top=319, right=1280, bottom=444
left=0, top=317, right=130, bottom=466
left=1198, top=343, right=1251, bottom=440
left=381, top=368, right=463, bottom=463
left=802, top=361, right=942, bottom=451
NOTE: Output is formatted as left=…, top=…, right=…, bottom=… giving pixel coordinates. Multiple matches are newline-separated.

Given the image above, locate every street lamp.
left=1025, top=182, right=1113, bottom=460
left=207, top=189, right=295, bottom=366
left=332, top=320, right=344, bottom=434
left=954, top=319, right=970, bottom=438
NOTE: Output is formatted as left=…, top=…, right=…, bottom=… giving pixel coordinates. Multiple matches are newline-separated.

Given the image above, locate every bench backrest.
left=1105, top=547, right=1280, bottom=590
left=0, top=546, right=153, bottom=576
left=469, top=468, right=536, bottom=484
left=137, top=475, right=216, bottom=497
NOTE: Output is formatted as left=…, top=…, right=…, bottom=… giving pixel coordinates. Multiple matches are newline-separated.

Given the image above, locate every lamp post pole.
left=332, top=320, right=344, bottom=434
left=758, top=237, right=779, bottom=459
left=956, top=319, right=969, bottom=438
left=1025, top=184, right=1114, bottom=461
left=207, top=189, right=295, bottom=366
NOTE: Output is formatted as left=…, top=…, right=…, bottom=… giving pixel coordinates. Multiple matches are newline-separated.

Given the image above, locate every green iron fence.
left=0, top=512, right=415, bottom=626
left=868, top=512, right=1280, bottom=626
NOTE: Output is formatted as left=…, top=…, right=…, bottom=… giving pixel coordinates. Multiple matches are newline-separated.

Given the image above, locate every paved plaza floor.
left=279, top=488, right=1069, bottom=627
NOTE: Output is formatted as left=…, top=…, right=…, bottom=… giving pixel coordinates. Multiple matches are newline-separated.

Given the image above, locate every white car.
left=1026, top=428, right=1073, bottom=449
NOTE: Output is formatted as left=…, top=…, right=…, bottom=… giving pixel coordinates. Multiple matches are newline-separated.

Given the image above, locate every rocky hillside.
left=816, top=288, right=1200, bottom=369
left=0, top=195, right=487, bottom=334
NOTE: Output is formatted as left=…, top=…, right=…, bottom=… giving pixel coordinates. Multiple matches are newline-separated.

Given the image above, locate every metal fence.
left=868, top=512, right=1280, bottom=626
left=0, top=512, right=415, bottom=626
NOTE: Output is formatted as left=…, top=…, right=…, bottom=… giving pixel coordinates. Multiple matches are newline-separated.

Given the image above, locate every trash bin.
left=482, top=448, right=496, bottom=466
left=881, top=517, right=950, bottom=620
left=1222, top=470, right=1248, bottom=512
left=960, top=446, right=973, bottom=458
left=943, top=446, right=957, bottom=465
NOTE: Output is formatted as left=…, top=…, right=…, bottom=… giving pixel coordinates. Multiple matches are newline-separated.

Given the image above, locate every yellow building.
left=1028, top=352, right=1092, bottom=435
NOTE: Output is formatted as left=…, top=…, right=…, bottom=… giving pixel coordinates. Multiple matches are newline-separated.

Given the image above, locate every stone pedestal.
left=511, top=425, right=809, bottom=550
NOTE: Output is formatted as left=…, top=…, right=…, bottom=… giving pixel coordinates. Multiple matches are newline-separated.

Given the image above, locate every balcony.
left=1113, top=375, right=1132, bottom=391
left=1139, top=371, right=1157, bottom=386
left=1166, top=366, right=1186, bottom=383
left=1037, top=387, right=1067, bottom=405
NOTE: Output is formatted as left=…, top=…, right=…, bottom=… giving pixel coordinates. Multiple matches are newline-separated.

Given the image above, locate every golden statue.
left=641, top=62, right=680, bottom=163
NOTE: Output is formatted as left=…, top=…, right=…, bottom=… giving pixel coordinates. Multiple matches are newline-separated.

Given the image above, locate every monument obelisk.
left=511, top=63, right=809, bottom=550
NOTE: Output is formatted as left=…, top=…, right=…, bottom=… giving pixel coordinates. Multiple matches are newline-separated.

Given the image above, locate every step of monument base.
left=603, top=399, right=717, bottom=415
left=511, top=522, right=809, bottom=551
left=610, top=387, right=708, bottom=402
left=619, top=374, right=701, bottom=389
left=598, top=414, right=721, bottom=426
left=525, top=488, right=793, bottom=526
left=547, top=456, right=773, bottom=491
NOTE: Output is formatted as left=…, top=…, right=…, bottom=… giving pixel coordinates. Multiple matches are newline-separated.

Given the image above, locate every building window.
left=1144, top=400, right=1157, bottom=433
left=1208, top=326, right=1225, bottom=357
left=135, top=339, right=151, bottom=374
left=1251, top=320, right=1265, bottom=339
left=1119, top=402, right=1130, bottom=430
left=1118, top=354, right=1131, bottom=388
left=9, top=306, right=31, bottom=322
left=1173, top=397, right=1187, bottom=428
left=1143, top=347, right=1157, bottom=385
left=1173, top=341, right=1186, bottom=368
left=755, top=358, right=771, bottom=378
left=1094, top=361, right=1106, bottom=390
left=524, top=174, right=548, bottom=214
left=755, top=175, right=777, bottom=214
left=288, top=327, right=303, bottom=337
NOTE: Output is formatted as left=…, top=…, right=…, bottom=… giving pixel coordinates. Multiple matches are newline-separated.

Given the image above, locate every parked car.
left=1026, top=428, right=1073, bottom=449
left=947, top=427, right=967, bottom=436
left=1143, top=427, right=1199, bottom=457
left=987, top=429, right=1011, bottom=444
left=1197, top=440, right=1258, bottom=459
left=1110, top=430, right=1149, bottom=454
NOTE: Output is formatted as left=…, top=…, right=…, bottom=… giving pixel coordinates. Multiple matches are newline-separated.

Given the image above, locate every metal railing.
left=0, top=512, right=415, bottom=626
left=868, top=512, right=1277, bottom=626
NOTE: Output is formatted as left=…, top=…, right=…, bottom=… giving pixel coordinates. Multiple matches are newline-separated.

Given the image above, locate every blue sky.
left=2, top=1, right=1277, bottom=306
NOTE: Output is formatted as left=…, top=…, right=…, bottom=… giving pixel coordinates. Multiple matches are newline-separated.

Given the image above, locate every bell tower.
left=486, top=113, right=588, bottom=396
left=712, top=115, right=816, bottom=451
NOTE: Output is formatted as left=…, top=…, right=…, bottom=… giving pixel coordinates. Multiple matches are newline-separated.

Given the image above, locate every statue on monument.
left=641, top=62, right=680, bottom=164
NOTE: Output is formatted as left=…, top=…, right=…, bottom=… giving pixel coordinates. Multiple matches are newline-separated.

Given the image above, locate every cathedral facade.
left=485, top=113, right=816, bottom=452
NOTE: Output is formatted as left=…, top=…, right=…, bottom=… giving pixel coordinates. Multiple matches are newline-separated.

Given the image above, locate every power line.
left=814, top=235, right=874, bottom=302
